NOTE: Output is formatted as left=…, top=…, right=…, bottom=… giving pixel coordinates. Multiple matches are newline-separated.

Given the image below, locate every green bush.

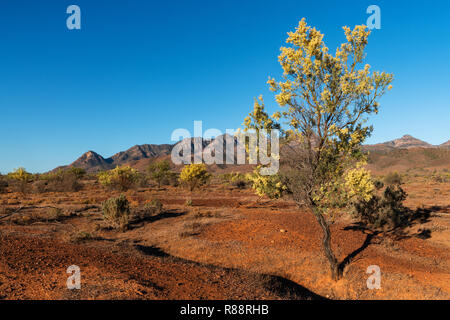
left=137, top=199, right=164, bottom=220
left=351, top=184, right=408, bottom=230
left=98, top=166, right=139, bottom=191
left=147, top=160, right=177, bottom=187
left=7, top=167, right=33, bottom=193
left=101, top=194, right=131, bottom=230
left=38, top=168, right=85, bottom=192
left=220, top=172, right=248, bottom=189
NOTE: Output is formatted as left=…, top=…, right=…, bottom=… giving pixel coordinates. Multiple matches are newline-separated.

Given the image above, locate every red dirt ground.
left=0, top=178, right=449, bottom=300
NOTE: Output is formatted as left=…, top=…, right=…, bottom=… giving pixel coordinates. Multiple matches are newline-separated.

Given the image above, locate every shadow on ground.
left=134, top=244, right=326, bottom=300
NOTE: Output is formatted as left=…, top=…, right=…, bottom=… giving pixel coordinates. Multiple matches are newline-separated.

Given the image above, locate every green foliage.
left=246, top=167, right=286, bottom=199
left=219, top=172, right=248, bottom=189
left=98, top=166, right=139, bottom=191
left=179, top=164, right=211, bottom=191
left=137, top=199, right=164, bottom=220
left=350, top=184, right=409, bottom=231
left=8, top=167, right=33, bottom=182
left=7, top=167, right=33, bottom=193
left=37, top=168, right=85, bottom=192
left=431, top=171, right=450, bottom=183
left=147, top=160, right=177, bottom=187
left=67, top=167, right=86, bottom=179
left=101, top=194, right=131, bottom=230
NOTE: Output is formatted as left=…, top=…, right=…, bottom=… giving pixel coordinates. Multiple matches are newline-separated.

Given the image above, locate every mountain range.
left=56, top=135, right=450, bottom=173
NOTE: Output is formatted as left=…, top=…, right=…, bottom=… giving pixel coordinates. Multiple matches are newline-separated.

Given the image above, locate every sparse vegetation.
left=136, top=198, right=164, bottom=220
left=384, top=171, right=403, bottom=185
left=37, top=167, right=86, bottom=193
left=147, top=160, right=177, bottom=187
left=219, top=172, right=248, bottom=189
left=179, top=164, right=211, bottom=191
left=98, top=166, right=139, bottom=191
left=70, top=231, right=94, bottom=243
left=101, top=194, right=131, bottom=230
left=7, top=167, right=33, bottom=193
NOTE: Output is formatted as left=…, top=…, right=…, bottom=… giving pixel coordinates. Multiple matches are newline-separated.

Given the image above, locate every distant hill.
left=57, top=134, right=248, bottom=173
left=440, top=140, right=450, bottom=149
left=55, top=134, right=450, bottom=173
left=364, top=135, right=434, bottom=151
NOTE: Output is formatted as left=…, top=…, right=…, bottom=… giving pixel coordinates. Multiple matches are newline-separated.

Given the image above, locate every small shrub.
left=179, top=164, right=211, bottom=191
left=351, top=184, right=409, bottom=231
left=184, top=198, right=193, bottom=206
left=98, top=166, right=139, bottom=191
left=101, top=194, right=131, bottom=230
left=179, top=221, right=203, bottom=237
left=41, top=168, right=84, bottom=192
left=70, top=231, right=93, bottom=243
left=137, top=199, right=164, bottom=220
left=373, top=179, right=384, bottom=190
left=246, top=167, right=286, bottom=199
left=46, top=207, right=64, bottom=220
left=7, top=167, right=33, bottom=193
left=33, top=180, right=48, bottom=193
left=220, top=172, right=248, bottom=189
left=147, top=160, right=177, bottom=187
left=431, top=172, right=450, bottom=183
left=384, top=171, right=402, bottom=185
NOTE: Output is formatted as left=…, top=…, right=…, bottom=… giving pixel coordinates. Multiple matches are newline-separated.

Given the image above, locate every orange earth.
left=0, top=176, right=449, bottom=300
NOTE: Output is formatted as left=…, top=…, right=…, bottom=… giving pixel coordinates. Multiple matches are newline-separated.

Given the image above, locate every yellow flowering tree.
left=263, top=19, right=393, bottom=280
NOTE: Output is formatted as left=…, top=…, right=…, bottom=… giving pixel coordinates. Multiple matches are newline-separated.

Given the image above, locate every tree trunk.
left=312, top=207, right=342, bottom=281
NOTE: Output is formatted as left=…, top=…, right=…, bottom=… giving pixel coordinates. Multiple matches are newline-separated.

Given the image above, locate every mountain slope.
left=365, top=135, right=433, bottom=151
left=440, top=140, right=450, bottom=149
left=58, top=134, right=449, bottom=173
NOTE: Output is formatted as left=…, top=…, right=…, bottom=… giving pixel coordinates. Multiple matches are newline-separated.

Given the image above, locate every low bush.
left=38, top=168, right=85, bottom=193
left=350, top=184, right=409, bottom=231
left=384, top=171, right=402, bottom=185
left=7, top=168, right=33, bottom=193
left=147, top=160, right=178, bottom=187
left=136, top=198, right=164, bottom=220
left=247, top=167, right=286, bottom=199
left=179, top=164, right=211, bottom=191
left=219, top=172, right=248, bottom=189
left=98, top=166, right=139, bottom=191
left=101, top=194, right=131, bottom=230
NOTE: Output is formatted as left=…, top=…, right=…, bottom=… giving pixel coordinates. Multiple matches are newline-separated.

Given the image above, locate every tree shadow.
left=128, top=209, right=187, bottom=230
left=338, top=205, right=444, bottom=273
left=338, top=231, right=377, bottom=274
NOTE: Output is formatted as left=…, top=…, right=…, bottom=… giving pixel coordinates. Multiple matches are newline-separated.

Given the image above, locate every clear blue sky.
left=0, top=0, right=449, bottom=173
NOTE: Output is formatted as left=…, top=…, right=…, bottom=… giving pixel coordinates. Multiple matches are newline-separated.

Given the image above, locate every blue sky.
left=0, top=0, right=449, bottom=173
